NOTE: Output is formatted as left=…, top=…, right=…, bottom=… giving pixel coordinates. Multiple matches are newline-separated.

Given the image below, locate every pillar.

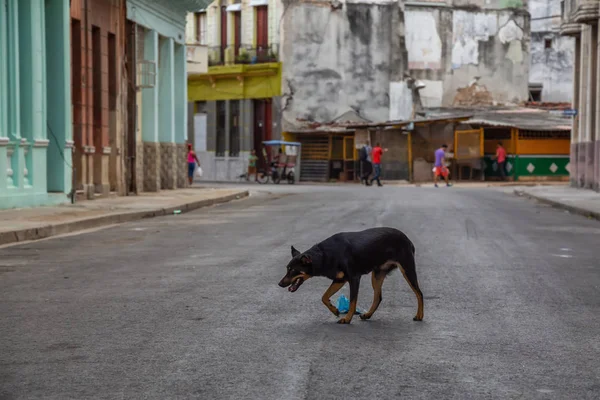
left=596, top=16, right=600, bottom=191
left=19, top=0, right=48, bottom=192
left=578, top=27, right=589, bottom=188
left=7, top=0, right=24, bottom=190
left=158, top=36, right=175, bottom=189
left=0, top=0, right=9, bottom=193
left=174, top=42, right=187, bottom=188
left=142, top=29, right=160, bottom=192
left=585, top=24, right=598, bottom=189
left=571, top=35, right=581, bottom=187
left=45, top=0, right=72, bottom=194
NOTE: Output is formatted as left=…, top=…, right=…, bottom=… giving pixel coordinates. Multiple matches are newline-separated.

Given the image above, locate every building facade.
left=186, top=0, right=283, bottom=181
left=528, top=0, right=574, bottom=102
left=280, top=0, right=532, bottom=133
left=560, top=0, right=600, bottom=191
left=0, top=0, right=72, bottom=209
left=70, top=0, right=125, bottom=198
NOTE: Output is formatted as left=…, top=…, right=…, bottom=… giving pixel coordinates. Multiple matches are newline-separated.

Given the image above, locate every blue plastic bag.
left=335, top=294, right=363, bottom=315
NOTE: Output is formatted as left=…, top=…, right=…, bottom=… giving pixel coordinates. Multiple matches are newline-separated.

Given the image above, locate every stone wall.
left=143, top=141, right=161, bottom=192
left=176, top=143, right=187, bottom=188
left=160, top=142, right=177, bottom=189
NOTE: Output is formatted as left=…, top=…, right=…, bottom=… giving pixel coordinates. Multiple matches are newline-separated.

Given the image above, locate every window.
left=229, top=101, right=240, bottom=157
left=216, top=101, right=226, bottom=157
left=108, top=33, right=117, bottom=111
left=92, top=26, right=102, bottom=149
left=256, top=5, right=268, bottom=55
left=195, top=12, right=206, bottom=45
left=544, top=38, right=552, bottom=49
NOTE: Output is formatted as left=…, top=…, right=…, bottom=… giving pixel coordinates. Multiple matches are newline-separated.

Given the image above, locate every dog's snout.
left=278, top=280, right=286, bottom=287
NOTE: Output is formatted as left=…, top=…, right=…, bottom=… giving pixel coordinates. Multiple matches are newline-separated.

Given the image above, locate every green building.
left=0, top=0, right=72, bottom=209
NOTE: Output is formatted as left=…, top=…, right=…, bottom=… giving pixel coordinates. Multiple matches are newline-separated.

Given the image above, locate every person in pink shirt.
left=187, top=143, right=201, bottom=185
left=495, top=142, right=507, bottom=181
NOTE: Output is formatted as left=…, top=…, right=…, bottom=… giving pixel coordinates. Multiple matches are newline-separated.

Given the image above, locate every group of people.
left=359, top=143, right=387, bottom=186
left=185, top=140, right=508, bottom=186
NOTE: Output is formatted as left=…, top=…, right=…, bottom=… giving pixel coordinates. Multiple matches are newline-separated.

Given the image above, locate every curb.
left=0, top=190, right=249, bottom=246
left=513, top=189, right=600, bottom=221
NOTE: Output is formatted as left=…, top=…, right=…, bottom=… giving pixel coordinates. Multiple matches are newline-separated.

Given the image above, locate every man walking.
left=495, top=142, right=507, bottom=181
left=433, top=144, right=452, bottom=187
left=370, top=142, right=388, bottom=187
left=359, top=144, right=373, bottom=186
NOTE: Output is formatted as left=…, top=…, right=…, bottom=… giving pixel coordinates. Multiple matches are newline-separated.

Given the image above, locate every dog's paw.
left=359, top=313, right=372, bottom=320
left=413, top=316, right=423, bottom=321
left=337, top=318, right=351, bottom=324
left=333, top=309, right=340, bottom=317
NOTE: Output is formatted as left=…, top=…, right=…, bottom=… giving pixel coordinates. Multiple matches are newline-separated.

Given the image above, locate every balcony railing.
left=207, top=43, right=279, bottom=66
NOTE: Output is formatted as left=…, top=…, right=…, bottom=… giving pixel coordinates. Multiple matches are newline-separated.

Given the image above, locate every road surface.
left=1, top=185, right=599, bottom=399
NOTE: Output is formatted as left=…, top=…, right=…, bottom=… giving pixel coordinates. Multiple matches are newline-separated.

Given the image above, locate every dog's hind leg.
left=359, top=272, right=386, bottom=320
left=322, top=281, right=345, bottom=317
left=337, top=278, right=360, bottom=324
left=399, top=256, right=424, bottom=321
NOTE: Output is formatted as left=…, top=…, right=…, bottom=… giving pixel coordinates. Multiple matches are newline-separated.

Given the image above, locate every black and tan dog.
left=278, top=227, right=424, bottom=324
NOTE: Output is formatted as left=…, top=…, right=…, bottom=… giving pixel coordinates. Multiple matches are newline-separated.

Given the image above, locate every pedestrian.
left=494, top=142, right=507, bottom=181
left=247, top=149, right=258, bottom=181
left=370, top=142, right=388, bottom=187
left=359, top=144, right=373, bottom=186
left=187, top=143, right=200, bottom=186
left=433, top=144, right=452, bottom=187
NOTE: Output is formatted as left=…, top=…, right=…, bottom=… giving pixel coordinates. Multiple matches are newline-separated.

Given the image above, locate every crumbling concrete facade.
left=280, top=0, right=531, bottom=131
left=529, top=0, right=574, bottom=102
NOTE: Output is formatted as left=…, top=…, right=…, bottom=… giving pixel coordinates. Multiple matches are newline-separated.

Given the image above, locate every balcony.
left=559, top=0, right=582, bottom=36
left=573, top=0, right=600, bottom=23
left=207, top=43, right=279, bottom=66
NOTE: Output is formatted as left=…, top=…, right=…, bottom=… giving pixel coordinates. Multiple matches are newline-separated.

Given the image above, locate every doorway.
left=253, top=99, right=272, bottom=170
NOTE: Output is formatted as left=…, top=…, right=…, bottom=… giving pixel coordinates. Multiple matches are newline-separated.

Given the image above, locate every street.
left=1, top=185, right=600, bottom=400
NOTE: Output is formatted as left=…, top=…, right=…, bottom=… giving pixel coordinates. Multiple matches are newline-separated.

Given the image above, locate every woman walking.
left=187, top=143, right=200, bottom=185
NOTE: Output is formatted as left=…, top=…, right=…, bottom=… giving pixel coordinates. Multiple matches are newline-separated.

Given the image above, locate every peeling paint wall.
left=528, top=0, right=574, bottom=102
left=282, top=1, right=530, bottom=130
left=281, top=1, right=407, bottom=130
left=404, top=6, right=530, bottom=107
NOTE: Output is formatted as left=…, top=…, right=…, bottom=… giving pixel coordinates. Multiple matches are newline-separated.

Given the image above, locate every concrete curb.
left=513, top=189, right=600, bottom=221
left=0, top=190, right=249, bottom=246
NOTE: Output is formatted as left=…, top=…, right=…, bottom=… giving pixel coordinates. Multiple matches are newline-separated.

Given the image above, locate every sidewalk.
left=0, top=188, right=249, bottom=246
left=513, top=185, right=600, bottom=220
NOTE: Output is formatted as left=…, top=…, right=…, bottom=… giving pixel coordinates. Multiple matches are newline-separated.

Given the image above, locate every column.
left=585, top=24, right=598, bottom=189
left=596, top=16, right=600, bottom=191
left=174, top=42, right=187, bottom=188
left=158, top=36, right=175, bottom=189
left=142, top=29, right=160, bottom=192
left=7, top=0, right=24, bottom=190
left=45, top=0, right=72, bottom=194
left=0, top=0, right=9, bottom=193
left=19, top=0, right=47, bottom=191
left=578, top=27, right=589, bottom=188
left=571, top=35, right=581, bottom=187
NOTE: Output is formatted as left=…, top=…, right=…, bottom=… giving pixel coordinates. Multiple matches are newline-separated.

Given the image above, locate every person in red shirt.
left=370, top=143, right=388, bottom=187
left=494, top=142, right=507, bottom=181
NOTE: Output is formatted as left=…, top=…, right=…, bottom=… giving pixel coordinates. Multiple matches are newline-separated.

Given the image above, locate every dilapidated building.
left=280, top=0, right=531, bottom=133
left=528, top=0, right=574, bottom=102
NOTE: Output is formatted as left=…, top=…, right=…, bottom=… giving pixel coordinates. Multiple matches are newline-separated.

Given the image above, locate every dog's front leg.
left=338, top=278, right=360, bottom=324
left=322, top=281, right=345, bottom=316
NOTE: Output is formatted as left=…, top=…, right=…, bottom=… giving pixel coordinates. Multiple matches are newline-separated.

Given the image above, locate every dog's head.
left=278, top=246, right=313, bottom=293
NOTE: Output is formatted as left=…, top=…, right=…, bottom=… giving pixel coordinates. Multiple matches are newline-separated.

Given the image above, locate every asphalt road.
left=1, top=185, right=600, bottom=400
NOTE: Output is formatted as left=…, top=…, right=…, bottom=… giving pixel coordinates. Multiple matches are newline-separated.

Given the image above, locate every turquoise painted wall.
left=0, top=0, right=71, bottom=209
left=127, top=1, right=188, bottom=44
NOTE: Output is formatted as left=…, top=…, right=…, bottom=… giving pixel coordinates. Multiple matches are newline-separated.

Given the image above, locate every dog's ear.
left=300, top=254, right=312, bottom=265
left=291, top=246, right=301, bottom=258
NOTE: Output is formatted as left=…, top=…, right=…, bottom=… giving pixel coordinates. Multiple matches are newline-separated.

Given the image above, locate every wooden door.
left=233, top=12, right=241, bottom=57
left=256, top=6, right=268, bottom=59
left=220, top=6, right=227, bottom=63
